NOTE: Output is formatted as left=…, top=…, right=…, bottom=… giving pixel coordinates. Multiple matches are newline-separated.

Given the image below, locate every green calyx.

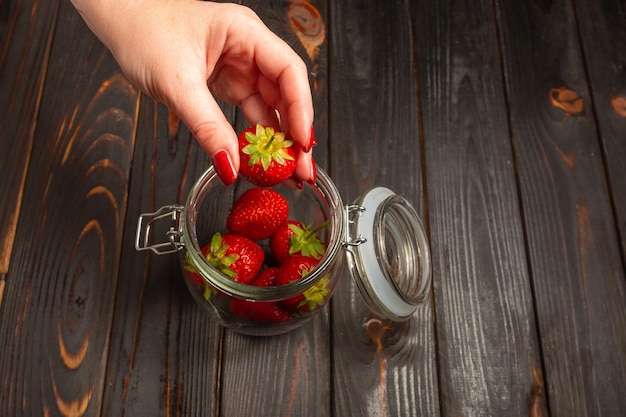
left=203, top=285, right=217, bottom=301
left=243, top=124, right=294, bottom=171
left=298, top=275, right=330, bottom=311
left=183, top=252, right=197, bottom=273
left=288, top=221, right=329, bottom=259
left=205, top=232, right=238, bottom=278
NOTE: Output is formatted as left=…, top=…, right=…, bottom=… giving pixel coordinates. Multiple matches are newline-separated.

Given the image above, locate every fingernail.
left=212, top=151, right=237, bottom=186
left=304, top=126, right=315, bottom=152
left=307, top=158, right=317, bottom=184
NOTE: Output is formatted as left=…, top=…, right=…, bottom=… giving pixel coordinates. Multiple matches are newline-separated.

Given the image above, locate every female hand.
left=72, top=0, right=315, bottom=185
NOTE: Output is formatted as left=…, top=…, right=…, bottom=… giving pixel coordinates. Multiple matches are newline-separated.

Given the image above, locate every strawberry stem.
left=261, top=135, right=276, bottom=152
left=309, top=220, right=330, bottom=236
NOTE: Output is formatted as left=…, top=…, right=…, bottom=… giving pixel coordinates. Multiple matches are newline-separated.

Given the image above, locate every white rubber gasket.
left=352, top=187, right=419, bottom=320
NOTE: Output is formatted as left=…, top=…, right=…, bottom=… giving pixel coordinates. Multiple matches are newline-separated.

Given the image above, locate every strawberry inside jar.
left=179, top=150, right=343, bottom=335
left=137, top=125, right=431, bottom=336
left=199, top=184, right=333, bottom=324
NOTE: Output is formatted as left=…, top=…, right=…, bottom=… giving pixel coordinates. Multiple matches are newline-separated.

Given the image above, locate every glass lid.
left=346, top=187, right=431, bottom=321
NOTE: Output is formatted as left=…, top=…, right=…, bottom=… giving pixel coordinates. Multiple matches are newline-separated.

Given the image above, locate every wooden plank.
left=410, top=0, right=547, bottom=415
left=101, top=0, right=248, bottom=412
left=283, top=0, right=330, bottom=166
left=100, top=99, right=225, bottom=416
left=0, top=0, right=59, bottom=279
left=0, top=2, right=139, bottom=416
left=495, top=0, right=626, bottom=414
left=218, top=1, right=332, bottom=416
left=328, top=1, right=439, bottom=416
left=574, top=0, right=626, bottom=261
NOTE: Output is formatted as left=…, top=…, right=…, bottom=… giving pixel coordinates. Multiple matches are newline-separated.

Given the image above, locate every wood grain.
left=411, top=0, right=546, bottom=415
left=0, top=0, right=59, bottom=279
left=100, top=95, right=226, bottom=416
left=574, top=0, right=626, bottom=262
left=1, top=0, right=625, bottom=415
left=0, top=2, right=138, bottom=415
left=328, top=1, right=439, bottom=416
left=495, top=0, right=626, bottom=414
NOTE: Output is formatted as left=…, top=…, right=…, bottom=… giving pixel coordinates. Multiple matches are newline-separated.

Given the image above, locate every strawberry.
left=269, top=220, right=328, bottom=263
left=251, top=267, right=279, bottom=287
left=276, top=255, right=329, bottom=312
left=238, top=124, right=296, bottom=187
left=203, top=232, right=264, bottom=285
left=182, top=249, right=220, bottom=301
left=229, top=266, right=292, bottom=323
left=227, top=188, right=289, bottom=240
left=182, top=251, right=205, bottom=287
left=230, top=298, right=292, bottom=323
left=276, top=255, right=320, bottom=286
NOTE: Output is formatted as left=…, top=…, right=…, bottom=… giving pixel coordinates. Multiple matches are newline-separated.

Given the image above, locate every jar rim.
left=182, top=166, right=345, bottom=301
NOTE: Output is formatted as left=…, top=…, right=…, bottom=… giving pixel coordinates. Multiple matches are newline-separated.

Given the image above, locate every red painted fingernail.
left=304, top=126, right=315, bottom=152
left=212, top=151, right=237, bottom=186
left=308, top=158, right=317, bottom=184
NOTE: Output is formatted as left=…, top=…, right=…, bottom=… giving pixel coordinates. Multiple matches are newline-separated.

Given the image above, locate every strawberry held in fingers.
left=269, top=220, right=328, bottom=263
left=239, top=124, right=296, bottom=187
left=203, top=232, right=264, bottom=285
left=227, top=188, right=289, bottom=240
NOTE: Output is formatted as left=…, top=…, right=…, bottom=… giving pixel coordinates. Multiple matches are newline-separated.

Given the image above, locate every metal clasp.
left=135, top=205, right=185, bottom=254
left=343, top=204, right=367, bottom=249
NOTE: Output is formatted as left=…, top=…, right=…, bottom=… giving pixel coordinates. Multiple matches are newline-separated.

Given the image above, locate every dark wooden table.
left=2, top=0, right=625, bottom=416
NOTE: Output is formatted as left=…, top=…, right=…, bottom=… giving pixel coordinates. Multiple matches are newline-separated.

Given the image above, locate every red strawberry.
left=230, top=298, right=292, bottom=323
left=229, top=267, right=291, bottom=323
left=238, top=124, right=296, bottom=187
left=276, top=255, right=329, bottom=312
left=203, top=232, right=264, bottom=285
left=227, top=188, right=289, bottom=240
left=276, top=255, right=320, bottom=286
left=269, top=220, right=328, bottom=263
left=182, top=252, right=205, bottom=286
left=251, top=267, right=279, bottom=287
left=183, top=244, right=222, bottom=287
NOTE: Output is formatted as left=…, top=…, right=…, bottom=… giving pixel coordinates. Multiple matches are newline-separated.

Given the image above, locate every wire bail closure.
left=135, top=205, right=185, bottom=254
left=343, top=204, right=367, bottom=249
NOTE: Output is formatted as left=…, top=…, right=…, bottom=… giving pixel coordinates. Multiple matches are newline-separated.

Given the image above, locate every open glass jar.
left=135, top=166, right=431, bottom=336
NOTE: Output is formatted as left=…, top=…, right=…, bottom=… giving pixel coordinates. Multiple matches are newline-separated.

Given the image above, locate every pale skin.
left=71, top=0, right=315, bottom=185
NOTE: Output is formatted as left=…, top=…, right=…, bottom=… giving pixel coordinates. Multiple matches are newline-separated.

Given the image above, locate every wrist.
left=70, top=0, right=149, bottom=50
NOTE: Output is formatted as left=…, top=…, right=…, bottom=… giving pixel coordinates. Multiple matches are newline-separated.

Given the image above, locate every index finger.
left=252, top=34, right=314, bottom=149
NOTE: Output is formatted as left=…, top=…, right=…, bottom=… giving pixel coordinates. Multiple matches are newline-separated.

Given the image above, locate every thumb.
left=170, top=82, right=240, bottom=186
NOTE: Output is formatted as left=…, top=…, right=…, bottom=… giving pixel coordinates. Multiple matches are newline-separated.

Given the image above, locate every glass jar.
left=135, top=166, right=431, bottom=336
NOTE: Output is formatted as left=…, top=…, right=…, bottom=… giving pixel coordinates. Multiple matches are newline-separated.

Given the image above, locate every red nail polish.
left=212, top=151, right=237, bottom=186
left=304, top=126, right=315, bottom=152
left=308, top=158, right=317, bottom=184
